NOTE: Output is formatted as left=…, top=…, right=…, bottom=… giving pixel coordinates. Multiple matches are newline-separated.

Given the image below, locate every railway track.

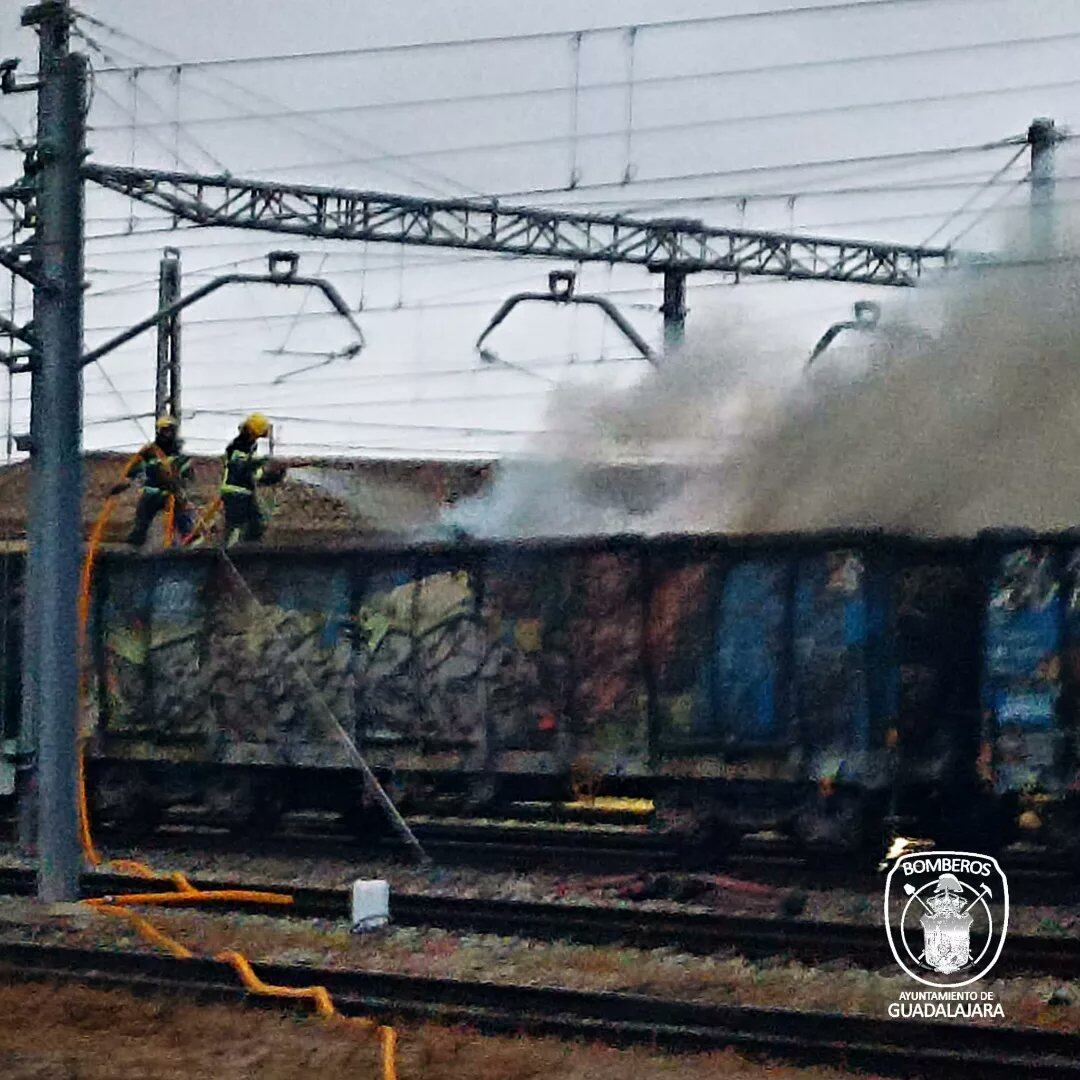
left=113, top=824, right=1079, bottom=901
left=59, top=819, right=684, bottom=872
left=4, top=810, right=1074, bottom=895
left=0, top=866, right=1076, bottom=979
left=1, top=940, right=1077, bottom=1077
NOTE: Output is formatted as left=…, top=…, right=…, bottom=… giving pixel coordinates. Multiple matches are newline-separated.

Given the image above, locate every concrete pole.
left=660, top=269, right=687, bottom=354
left=1028, top=117, right=1058, bottom=256
left=26, top=0, right=86, bottom=902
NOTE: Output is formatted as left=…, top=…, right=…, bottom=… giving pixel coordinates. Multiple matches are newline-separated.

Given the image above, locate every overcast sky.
left=3, top=0, right=1080, bottom=461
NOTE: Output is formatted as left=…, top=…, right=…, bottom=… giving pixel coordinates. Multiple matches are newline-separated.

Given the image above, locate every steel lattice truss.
left=82, top=163, right=953, bottom=286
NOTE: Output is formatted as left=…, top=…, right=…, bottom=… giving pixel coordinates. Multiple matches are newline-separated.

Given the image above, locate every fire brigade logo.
left=884, top=850, right=1009, bottom=987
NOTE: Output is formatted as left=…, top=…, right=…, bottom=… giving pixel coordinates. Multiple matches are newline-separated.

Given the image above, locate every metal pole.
left=660, top=269, right=687, bottom=353
left=1028, top=117, right=1058, bottom=256
left=155, top=246, right=180, bottom=420
left=4, top=365, right=11, bottom=463
left=5, top=221, right=15, bottom=462
left=27, top=0, right=86, bottom=902
left=16, top=362, right=39, bottom=854
left=6, top=199, right=37, bottom=849
left=154, top=255, right=169, bottom=420
left=166, top=249, right=181, bottom=419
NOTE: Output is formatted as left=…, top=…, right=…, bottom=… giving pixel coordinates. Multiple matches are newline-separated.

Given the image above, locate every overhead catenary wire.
left=102, top=435, right=508, bottom=457
left=495, top=137, right=1028, bottom=198
left=24, top=353, right=652, bottom=409
left=81, top=289, right=647, bottom=332
left=268, top=251, right=330, bottom=361
left=89, top=78, right=217, bottom=177
left=179, top=412, right=548, bottom=437
left=70, top=227, right=1077, bottom=423
left=75, top=12, right=479, bottom=197
left=81, top=28, right=1080, bottom=136
left=72, top=0, right=1008, bottom=74
left=621, top=26, right=637, bottom=185
left=70, top=10, right=1066, bottom=214
left=67, top=235, right=1080, bottom=411
left=942, top=173, right=1033, bottom=249
left=82, top=264, right=621, bottom=337
left=567, top=32, right=583, bottom=189
left=550, top=160, right=1051, bottom=209
left=215, top=77, right=1080, bottom=178
left=77, top=35, right=231, bottom=174
left=792, top=181, right=1041, bottom=233
left=0, top=112, right=30, bottom=147
left=80, top=251, right=529, bottom=304
left=919, top=145, right=1029, bottom=246
left=86, top=360, right=151, bottom=443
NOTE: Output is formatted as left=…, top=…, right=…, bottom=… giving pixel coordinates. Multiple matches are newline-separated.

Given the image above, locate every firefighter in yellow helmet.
left=110, top=415, right=194, bottom=547
left=220, top=413, right=286, bottom=546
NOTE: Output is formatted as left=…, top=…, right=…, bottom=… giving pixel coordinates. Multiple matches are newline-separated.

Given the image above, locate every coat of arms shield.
left=884, top=850, right=1009, bottom=988
left=921, top=908, right=973, bottom=974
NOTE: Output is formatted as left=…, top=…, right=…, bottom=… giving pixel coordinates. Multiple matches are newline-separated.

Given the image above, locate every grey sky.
left=3, top=0, right=1080, bottom=460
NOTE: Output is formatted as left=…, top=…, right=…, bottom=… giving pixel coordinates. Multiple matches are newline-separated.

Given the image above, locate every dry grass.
left=0, top=980, right=874, bottom=1079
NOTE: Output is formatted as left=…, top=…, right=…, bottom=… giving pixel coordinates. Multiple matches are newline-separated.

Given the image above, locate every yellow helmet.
left=242, top=412, right=271, bottom=438
left=155, top=415, right=179, bottom=433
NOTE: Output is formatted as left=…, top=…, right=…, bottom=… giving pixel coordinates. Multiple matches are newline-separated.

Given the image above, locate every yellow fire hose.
left=72, top=464, right=397, bottom=1078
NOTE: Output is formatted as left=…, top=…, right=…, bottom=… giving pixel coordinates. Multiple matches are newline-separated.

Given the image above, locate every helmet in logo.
left=884, top=850, right=1008, bottom=988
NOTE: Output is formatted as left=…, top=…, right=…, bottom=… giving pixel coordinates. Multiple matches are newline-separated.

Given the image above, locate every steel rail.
left=1, top=941, right=1078, bottom=1077
left=0, top=866, right=1076, bottom=978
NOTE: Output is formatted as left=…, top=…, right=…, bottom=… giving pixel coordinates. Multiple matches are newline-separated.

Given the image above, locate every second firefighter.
left=220, top=412, right=287, bottom=546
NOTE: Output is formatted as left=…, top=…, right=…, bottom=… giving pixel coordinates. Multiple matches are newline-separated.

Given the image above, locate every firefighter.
left=110, top=415, right=194, bottom=547
left=220, top=412, right=286, bottom=546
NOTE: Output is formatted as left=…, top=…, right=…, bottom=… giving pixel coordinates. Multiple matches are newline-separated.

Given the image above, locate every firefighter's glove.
left=108, top=481, right=130, bottom=496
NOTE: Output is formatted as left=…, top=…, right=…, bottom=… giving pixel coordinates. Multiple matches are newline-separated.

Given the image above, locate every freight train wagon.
left=0, top=530, right=1076, bottom=854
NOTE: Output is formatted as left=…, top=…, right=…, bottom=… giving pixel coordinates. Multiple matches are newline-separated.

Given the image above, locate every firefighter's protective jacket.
left=125, top=443, right=191, bottom=496
left=220, top=439, right=267, bottom=496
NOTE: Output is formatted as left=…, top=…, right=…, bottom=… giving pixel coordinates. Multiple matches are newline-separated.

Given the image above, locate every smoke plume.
left=451, top=232, right=1080, bottom=539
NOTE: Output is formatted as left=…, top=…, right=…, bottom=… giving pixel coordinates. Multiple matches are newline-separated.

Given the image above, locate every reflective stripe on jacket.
left=220, top=442, right=266, bottom=496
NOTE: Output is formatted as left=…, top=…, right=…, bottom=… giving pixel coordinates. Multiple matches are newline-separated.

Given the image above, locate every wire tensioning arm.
left=81, top=256, right=364, bottom=367
left=476, top=270, right=658, bottom=367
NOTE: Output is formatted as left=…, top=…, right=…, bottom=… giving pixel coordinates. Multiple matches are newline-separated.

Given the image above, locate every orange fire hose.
left=163, top=495, right=176, bottom=549
left=71, top=459, right=398, bottom=1079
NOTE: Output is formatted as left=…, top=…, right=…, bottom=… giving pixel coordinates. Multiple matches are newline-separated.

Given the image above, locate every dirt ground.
left=0, top=980, right=877, bottom=1080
